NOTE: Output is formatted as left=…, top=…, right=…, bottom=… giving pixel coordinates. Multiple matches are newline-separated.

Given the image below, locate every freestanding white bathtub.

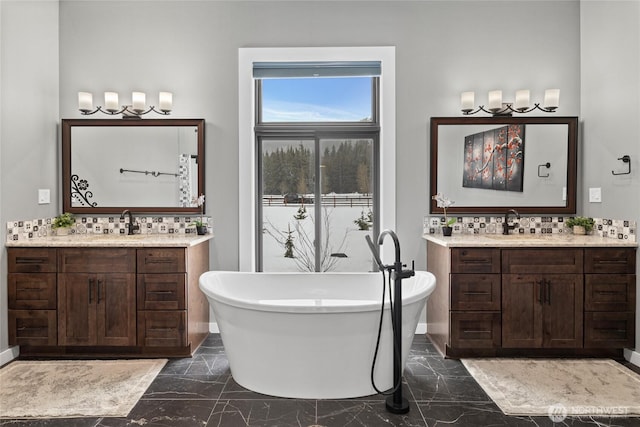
left=199, top=271, right=436, bottom=399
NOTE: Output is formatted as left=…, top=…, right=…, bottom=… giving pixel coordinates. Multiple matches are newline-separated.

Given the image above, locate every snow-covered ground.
left=262, top=205, right=375, bottom=272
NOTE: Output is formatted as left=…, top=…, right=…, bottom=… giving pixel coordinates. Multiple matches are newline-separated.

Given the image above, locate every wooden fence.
left=263, top=194, right=372, bottom=208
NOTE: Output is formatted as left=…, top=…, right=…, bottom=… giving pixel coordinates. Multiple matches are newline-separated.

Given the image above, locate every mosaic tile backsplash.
left=6, top=215, right=212, bottom=242
left=423, top=215, right=637, bottom=243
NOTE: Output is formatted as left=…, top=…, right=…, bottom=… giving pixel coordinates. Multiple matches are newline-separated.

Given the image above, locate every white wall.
left=0, top=0, right=59, bottom=363
left=580, top=0, right=640, bottom=354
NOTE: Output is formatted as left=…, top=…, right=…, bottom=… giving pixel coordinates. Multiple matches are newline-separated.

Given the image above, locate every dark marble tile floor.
left=2, top=334, right=640, bottom=427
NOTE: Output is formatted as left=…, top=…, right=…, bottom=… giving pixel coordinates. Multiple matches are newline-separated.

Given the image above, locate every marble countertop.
left=423, top=233, right=638, bottom=248
left=5, top=233, right=214, bottom=248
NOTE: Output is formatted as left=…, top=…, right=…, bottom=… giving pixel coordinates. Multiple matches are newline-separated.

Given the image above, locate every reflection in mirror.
left=430, top=116, right=577, bottom=215
left=62, top=119, right=205, bottom=214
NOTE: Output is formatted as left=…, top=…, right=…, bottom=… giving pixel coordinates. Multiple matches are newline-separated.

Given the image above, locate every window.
left=256, top=71, right=379, bottom=272
left=260, top=77, right=374, bottom=123
left=238, top=47, right=396, bottom=272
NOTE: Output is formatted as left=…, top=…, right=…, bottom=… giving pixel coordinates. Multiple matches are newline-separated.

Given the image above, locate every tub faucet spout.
left=377, top=230, right=415, bottom=279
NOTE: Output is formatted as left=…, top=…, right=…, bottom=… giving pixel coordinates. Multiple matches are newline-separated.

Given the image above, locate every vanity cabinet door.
left=58, top=248, right=136, bottom=346
left=58, top=273, right=96, bottom=345
left=58, top=273, right=136, bottom=346
left=502, top=274, right=583, bottom=348
left=97, top=273, right=136, bottom=346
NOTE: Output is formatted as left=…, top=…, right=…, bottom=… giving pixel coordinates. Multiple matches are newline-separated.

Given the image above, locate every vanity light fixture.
left=78, top=91, right=173, bottom=117
left=460, top=89, right=559, bottom=116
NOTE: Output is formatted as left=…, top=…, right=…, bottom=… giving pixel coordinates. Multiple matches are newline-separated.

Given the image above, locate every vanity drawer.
left=450, top=274, right=500, bottom=311
left=450, top=312, right=501, bottom=349
left=9, top=309, right=57, bottom=346
left=502, top=249, right=583, bottom=274
left=584, top=248, right=636, bottom=274
left=8, top=273, right=56, bottom=309
left=451, top=249, right=500, bottom=274
left=137, top=311, right=187, bottom=347
left=585, top=274, right=636, bottom=311
left=137, top=249, right=186, bottom=274
left=8, top=248, right=57, bottom=273
left=584, top=312, right=635, bottom=348
left=137, top=274, right=186, bottom=310
left=58, top=248, right=136, bottom=273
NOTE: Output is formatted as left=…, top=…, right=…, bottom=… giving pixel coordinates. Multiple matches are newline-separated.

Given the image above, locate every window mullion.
left=314, top=136, right=322, bottom=272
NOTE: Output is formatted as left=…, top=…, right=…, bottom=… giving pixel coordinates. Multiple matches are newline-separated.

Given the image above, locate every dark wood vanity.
left=7, top=239, right=210, bottom=358
left=426, top=237, right=636, bottom=358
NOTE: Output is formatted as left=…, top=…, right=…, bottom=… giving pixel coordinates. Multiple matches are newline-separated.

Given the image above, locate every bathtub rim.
left=199, top=270, right=436, bottom=314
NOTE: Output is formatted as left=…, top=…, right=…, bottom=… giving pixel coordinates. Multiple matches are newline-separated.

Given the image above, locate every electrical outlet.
left=38, top=189, right=50, bottom=204
left=589, top=187, right=602, bottom=203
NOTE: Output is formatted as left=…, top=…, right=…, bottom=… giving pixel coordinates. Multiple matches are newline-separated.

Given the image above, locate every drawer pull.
left=595, top=260, right=627, bottom=265
left=17, top=326, right=43, bottom=331
left=146, top=258, right=175, bottom=264
left=149, top=290, right=175, bottom=294
left=17, top=287, right=44, bottom=291
left=595, top=328, right=627, bottom=332
left=595, top=290, right=622, bottom=295
left=463, top=291, right=489, bottom=296
left=15, top=258, right=47, bottom=264
left=149, top=327, right=176, bottom=331
left=462, top=330, right=490, bottom=334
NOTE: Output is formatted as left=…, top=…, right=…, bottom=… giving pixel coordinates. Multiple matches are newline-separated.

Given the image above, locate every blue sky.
left=261, top=77, right=373, bottom=122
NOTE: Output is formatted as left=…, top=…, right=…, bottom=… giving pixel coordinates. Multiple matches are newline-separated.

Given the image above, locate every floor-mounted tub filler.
left=199, top=267, right=436, bottom=400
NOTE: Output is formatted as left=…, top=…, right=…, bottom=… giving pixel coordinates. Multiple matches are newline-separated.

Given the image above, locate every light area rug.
left=462, top=358, right=640, bottom=418
left=0, top=359, right=166, bottom=419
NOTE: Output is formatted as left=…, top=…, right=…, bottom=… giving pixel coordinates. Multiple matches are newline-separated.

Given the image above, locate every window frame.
left=239, top=47, right=396, bottom=272
left=255, top=77, right=380, bottom=272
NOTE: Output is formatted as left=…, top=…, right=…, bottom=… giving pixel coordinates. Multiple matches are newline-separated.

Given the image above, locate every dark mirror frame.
left=62, top=118, right=205, bottom=214
left=430, top=116, right=578, bottom=215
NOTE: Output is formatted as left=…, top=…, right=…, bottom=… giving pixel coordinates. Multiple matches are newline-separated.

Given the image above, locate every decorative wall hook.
left=611, top=155, right=631, bottom=175
left=537, top=162, right=551, bottom=177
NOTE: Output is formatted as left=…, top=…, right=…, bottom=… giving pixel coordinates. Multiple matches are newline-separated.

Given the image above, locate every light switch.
left=589, top=187, right=602, bottom=203
left=38, top=189, right=50, bottom=204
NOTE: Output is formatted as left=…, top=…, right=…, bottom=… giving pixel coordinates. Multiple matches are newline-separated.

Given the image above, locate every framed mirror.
left=62, top=118, right=205, bottom=214
left=430, top=116, right=577, bottom=215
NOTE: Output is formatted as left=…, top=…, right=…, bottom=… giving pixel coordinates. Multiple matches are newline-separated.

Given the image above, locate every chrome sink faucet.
left=120, top=209, right=139, bottom=235
left=503, top=209, right=521, bottom=235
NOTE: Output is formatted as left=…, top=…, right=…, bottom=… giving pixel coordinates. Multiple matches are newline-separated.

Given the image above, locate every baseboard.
left=0, top=345, right=20, bottom=367
left=623, top=348, right=640, bottom=368
left=208, top=322, right=427, bottom=335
